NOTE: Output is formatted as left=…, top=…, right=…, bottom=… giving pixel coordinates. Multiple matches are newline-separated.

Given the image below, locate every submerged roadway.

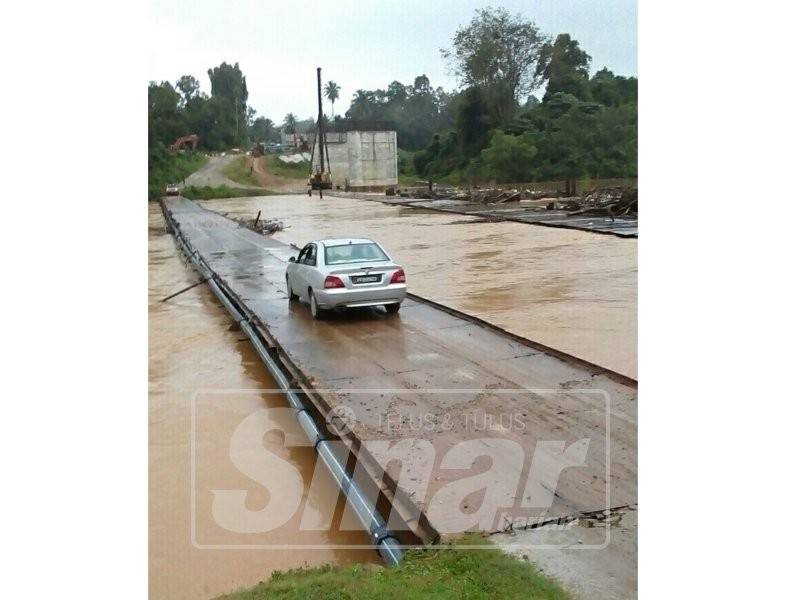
left=163, top=195, right=638, bottom=597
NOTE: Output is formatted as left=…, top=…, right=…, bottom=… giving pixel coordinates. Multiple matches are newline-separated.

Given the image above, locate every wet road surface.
left=164, top=197, right=637, bottom=544
left=200, top=194, right=637, bottom=379
left=149, top=204, right=377, bottom=600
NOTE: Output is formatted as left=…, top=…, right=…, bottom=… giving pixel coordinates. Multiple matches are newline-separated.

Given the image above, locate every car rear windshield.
left=324, top=243, right=389, bottom=265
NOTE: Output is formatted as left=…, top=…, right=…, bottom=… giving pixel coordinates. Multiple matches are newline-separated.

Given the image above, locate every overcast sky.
left=148, top=0, right=637, bottom=122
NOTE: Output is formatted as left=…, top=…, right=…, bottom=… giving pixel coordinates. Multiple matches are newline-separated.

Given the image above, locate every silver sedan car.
left=285, top=238, right=407, bottom=319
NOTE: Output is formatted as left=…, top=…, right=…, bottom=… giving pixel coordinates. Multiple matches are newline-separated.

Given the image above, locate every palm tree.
left=282, top=112, right=298, bottom=133
left=323, top=81, right=341, bottom=121
left=282, top=112, right=298, bottom=147
left=349, top=90, right=373, bottom=121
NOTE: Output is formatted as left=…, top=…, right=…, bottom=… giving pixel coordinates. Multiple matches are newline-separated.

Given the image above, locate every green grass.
left=397, top=148, right=421, bottom=187
left=182, top=185, right=278, bottom=200
left=215, top=535, right=571, bottom=600
left=264, top=154, right=311, bottom=179
left=398, top=173, right=425, bottom=186
left=222, top=155, right=262, bottom=186
left=148, top=147, right=207, bottom=200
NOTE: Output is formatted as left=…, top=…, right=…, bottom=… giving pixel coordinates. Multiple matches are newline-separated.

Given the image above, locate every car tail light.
left=390, top=269, right=406, bottom=284
left=324, top=275, right=345, bottom=289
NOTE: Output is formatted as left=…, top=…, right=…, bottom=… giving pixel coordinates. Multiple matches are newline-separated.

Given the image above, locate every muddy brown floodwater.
left=148, top=204, right=377, bottom=600
left=201, top=194, right=637, bottom=378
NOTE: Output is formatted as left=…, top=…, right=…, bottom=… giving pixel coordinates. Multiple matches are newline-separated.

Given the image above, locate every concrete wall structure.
left=310, top=130, right=398, bottom=190
left=281, top=131, right=348, bottom=149
left=280, top=131, right=313, bottom=150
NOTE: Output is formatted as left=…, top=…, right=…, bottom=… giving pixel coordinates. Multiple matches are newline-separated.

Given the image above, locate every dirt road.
left=250, top=155, right=308, bottom=192
left=184, top=154, right=247, bottom=188
left=184, top=153, right=308, bottom=194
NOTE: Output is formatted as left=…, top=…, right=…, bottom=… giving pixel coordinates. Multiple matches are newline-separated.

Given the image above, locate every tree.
left=386, top=80, right=408, bottom=103
left=183, top=92, right=217, bottom=149
left=346, top=89, right=381, bottom=122
left=536, top=34, right=591, bottom=101
left=148, top=81, right=184, bottom=147
left=250, top=116, right=277, bottom=143
left=207, top=62, right=249, bottom=145
left=175, top=75, right=200, bottom=106
left=455, top=86, right=494, bottom=157
left=342, top=75, right=454, bottom=150
left=282, top=113, right=298, bottom=133
left=441, top=7, right=546, bottom=124
left=324, top=80, right=341, bottom=120
left=589, top=68, right=637, bottom=107
left=478, top=131, right=538, bottom=183
left=150, top=63, right=293, bottom=154
left=412, top=75, right=433, bottom=96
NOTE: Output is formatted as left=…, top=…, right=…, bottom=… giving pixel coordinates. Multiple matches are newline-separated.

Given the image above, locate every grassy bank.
left=222, top=156, right=262, bottom=186
left=148, top=146, right=207, bottom=200
left=182, top=185, right=278, bottom=200
left=264, top=154, right=310, bottom=179
left=216, top=535, right=570, bottom=600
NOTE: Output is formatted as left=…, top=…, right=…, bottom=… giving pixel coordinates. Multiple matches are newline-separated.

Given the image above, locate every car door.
left=293, top=244, right=317, bottom=301
left=289, top=245, right=309, bottom=296
left=300, top=243, right=319, bottom=301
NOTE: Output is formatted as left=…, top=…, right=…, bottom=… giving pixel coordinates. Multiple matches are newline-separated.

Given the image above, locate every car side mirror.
left=288, top=256, right=296, bottom=263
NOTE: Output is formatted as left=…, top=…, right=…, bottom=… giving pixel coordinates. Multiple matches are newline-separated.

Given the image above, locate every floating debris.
left=233, top=213, right=285, bottom=235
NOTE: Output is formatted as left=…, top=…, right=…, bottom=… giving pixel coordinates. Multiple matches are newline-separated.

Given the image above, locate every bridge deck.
left=164, top=196, right=637, bottom=540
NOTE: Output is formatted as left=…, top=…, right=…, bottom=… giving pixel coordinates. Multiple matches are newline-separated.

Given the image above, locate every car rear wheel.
left=385, top=303, right=401, bottom=315
left=310, top=291, right=326, bottom=320
left=286, top=276, right=298, bottom=301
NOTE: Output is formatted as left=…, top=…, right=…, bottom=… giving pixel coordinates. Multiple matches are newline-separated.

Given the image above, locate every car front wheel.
left=286, top=276, right=298, bottom=301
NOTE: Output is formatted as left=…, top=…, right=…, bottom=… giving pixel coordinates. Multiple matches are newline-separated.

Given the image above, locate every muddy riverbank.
left=200, top=194, right=637, bottom=379
left=148, top=204, right=377, bottom=600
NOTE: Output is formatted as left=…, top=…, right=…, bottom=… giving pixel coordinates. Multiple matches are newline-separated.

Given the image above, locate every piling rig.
left=309, top=67, right=332, bottom=195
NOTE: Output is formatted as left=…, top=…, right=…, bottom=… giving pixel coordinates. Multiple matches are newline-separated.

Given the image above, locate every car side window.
left=305, top=244, right=317, bottom=266
left=297, top=246, right=309, bottom=264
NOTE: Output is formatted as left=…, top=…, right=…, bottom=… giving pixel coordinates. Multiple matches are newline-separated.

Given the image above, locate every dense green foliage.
left=536, top=34, right=592, bottom=102
left=411, top=8, right=637, bottom=185
left=147, top=145, right=206, bottom=200
left=182, top=185, right=276, bottom=200
left=250, top=117, right=279, bottom=144
left=147, top=8, right=637, bottom=192
left=442, top=8, right=546, bottom=124
left=216, top=535, right=570, bottom=600
left=344, top=75, right=454, bottom=151
left=148, top=61, right=281, bottom=198
left=148, top=62, right=253, bottom=151
left=398, top=149, right=422, bottom=185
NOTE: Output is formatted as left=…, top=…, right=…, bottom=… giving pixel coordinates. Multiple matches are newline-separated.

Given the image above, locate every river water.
left=201, top=194, right=637, bottom=378
left=148, top=204, right=377, bottom=600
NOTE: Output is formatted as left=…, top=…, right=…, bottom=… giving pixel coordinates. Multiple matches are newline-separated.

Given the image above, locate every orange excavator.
left=170, top=134, right=199, bottom=151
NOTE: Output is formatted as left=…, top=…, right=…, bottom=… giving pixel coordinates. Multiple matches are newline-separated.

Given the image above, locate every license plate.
left=352, top=275, right=381, bottom=284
